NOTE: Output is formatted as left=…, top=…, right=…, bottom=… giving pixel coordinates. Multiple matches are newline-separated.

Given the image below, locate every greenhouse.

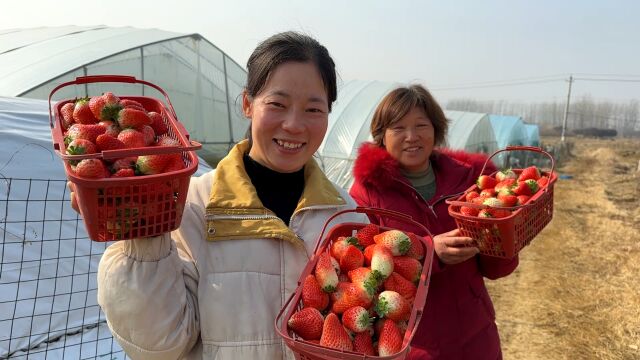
left=0, top=25, right=248, bottom=164
left=524, top=123, right=541, bottom=147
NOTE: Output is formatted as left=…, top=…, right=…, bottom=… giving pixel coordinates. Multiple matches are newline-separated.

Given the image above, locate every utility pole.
left=561, top=75, right=573, bottom=142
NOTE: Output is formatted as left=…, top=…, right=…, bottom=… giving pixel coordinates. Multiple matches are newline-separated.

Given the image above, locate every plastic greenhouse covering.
left=0, top=26, right=248, bottom=166
left=0, top=96, right=211, bottom=359
left=524, top=124, right=541, bottom=147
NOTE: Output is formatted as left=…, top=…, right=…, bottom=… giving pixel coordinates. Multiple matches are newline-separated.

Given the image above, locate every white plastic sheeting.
left=0, top=96, right=210, bottom=359
left=443, top=110, right=498, bottom=154
left=524, top=124, right=541, bottom=147
left=488, top=115, right=528, bottom=149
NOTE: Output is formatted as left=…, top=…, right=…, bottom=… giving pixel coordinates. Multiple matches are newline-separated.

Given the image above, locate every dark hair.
left=244, top=31, right=337, bottom=141
left=370, top=84, right=448, bottom=147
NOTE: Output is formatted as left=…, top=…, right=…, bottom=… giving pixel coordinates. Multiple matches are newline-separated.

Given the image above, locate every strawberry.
left=495, top=178, right=517, bottom=194
left=136, top=154, right=172, bottom=175
left=370, top=245, right=394, bottom=281
left=460, top=206, right=479, bottom=217
left=120, top=99, right=145, bottom=111
left=480, top=188, right=497, bottom=198
left=478, top=209, right=493, bottom=218
left=65, top=123, right=105, bottom=144
left=518, top=166, right=541, bottom=182
left=339, top=245, right=364, bottom=273
left=111, top=157, right=137, bottom=172
left=74, top=159, right=107, bottom=179
left=363, top=244, right=376, bottom=266
left=164, top=157, right=185, bottom=172
left=330, top=236, right=360, bottom=261
left=156, top=135, right=180, bottom=147
left=517, top=195, right=531, bottom=205
left=497, top=193, right=518, bottom=207
left=112, top=168, right=135, bottom=177
left=89, top=92, right=122, bottom=121
left=489, top=209, right=511, bottom=218
left=338, top=273, right=350, bottom=282
left=288, top=307, right=324, bottom=340
left=537, top=176, right=550, bottom=188
left=355, top=223, right=379, bottom=247
left=116, top=108, right=152, bottom=129
left=404, top=232, right=425, bottom=260
left=383, top=272, right=417, bottom=301
left=302, top=274, right=329, bottom=311
left=342, top=306, right=374, bottom=333
left=117, top=128, right=146, bottom=148
left=512, top=181, right=532, bottom=196
left=330, top=282, right=372, bottom=314
left=347, top=267, right=379, bottom=298
left=60, top=102, right=75, bottom=130
left=96, top=134, right=125, bottom=151
left=374, top=230, right=411, bottom=256
left=465, top=191, right=480, bottom=202
left=495, top=168, right=517, bottom=182
left=476, top=175, right=497, bottom=190
left=378, top=319, right=403, bottom=356
left=315, top=252, right=338, bottom=293
left=66, top=139, right=97, bottom=155
left=375, top=290, right=410, bottom=321
left=482, top=197, right=504, bottom=208
left=148, top=111, right=168, bottom=136
left=72, top=98, right=97, bottom=124
left=99, top=120, right=121, bottom=137
left=319, top=313, right=352, bottom=351
left=392, top=256, right=422, bottom=283
left=139, top=125, right=156, bottom=146
left=352, top=332, right=375, bottom=355
left=523, top=179, right=540, bottom=194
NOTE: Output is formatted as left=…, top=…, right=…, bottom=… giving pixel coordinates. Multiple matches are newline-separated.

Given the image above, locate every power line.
left=574, top=77, right=640, bottom=83
left=432, top=78, right=564, bottom=91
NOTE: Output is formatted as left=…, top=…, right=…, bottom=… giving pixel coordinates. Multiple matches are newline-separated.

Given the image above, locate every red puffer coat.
left=349, top=143, right=519, bottom=360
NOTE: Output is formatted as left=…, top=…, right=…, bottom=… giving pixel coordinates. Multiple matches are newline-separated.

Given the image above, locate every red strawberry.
left=517, top=195, right=531, bottom=205
left=355, top=223, right=379, bottom=247
left=330, top=236, right=360, bottom=261
left=319, top=313, right=352, bottom=351
left=495, top=178, right=516, bottom=194
left=339, top=245, right=364, bottom=273
left=460, top=206, right=479, bottom=217
left=480, top=188, right=497, bottom=198
left=465, top=191, right=480, bottom=202
left=136, top=154, right=172, bottom=175
left=73, top=98, right=97, bottom=124
left=330, top=282, right=372, bottom=314
left=116, top=108, right=152, bottom=129
left=315, top=252, right=338, bottom=293
left=378, top=319, right=403, bottom=356
left=370, top=245, right=394, bottom=281
left=112, top=168, right=135, bottom=177
left=497, top=193, right=518, bottom=207
left=111, top=157, right=137, bottom=172
left=523, top=179, right=540, bottom=194
left=383, top=272, right=417, bottom=302
left=347, top=267, right=379, bottom=298
left=117, top=128, right=146, bottom=148
left=65, top=124, right=106, bottom=144
left=495, top=168, right=517, bottom=182
left=352, top=332, right=375, bottom=355
left=392, top=256, right=422, bottom=283
left=489, top=209, right=511, bottom=218
left=374, top=230, right=411, bottom=256
left=156, top=135, right=180, bottom=147
left=537, top=176, right=550, bottom=188
left=404, top=232, right=425, bottom=260
left=288, top=307, right=324, bottom=340
left=66, top=139, right=96, bottom=155
left=96, top=134, right=125, bottom=151
left=89, top=92, right=122, bottom=121
left=148, top=111, right=168, bottom=136
left=518, top=166, right=541, bottom=182
left=164, top=157, right=185, bottom=172
left=342, top=306, right=374, bottom=333
left=60, top=102, right=75, bottom=129
left=478, top=209, right=493, bottom=218
left=512, top=181, right=532, bottom=196
left=120, top=99, right=145, bottom=111
left=476, top=175, right=497, bottom=190
left=302, top=274, right=329, bottom=311
left=99, top=120, right=120, bottom=137
left=363, top=244, right=376, bottom=266
left=74, top=159, right=107, bottom=179
left=471, top=196, right=488, bottom=205
left=139, top=125, right=156, bottom=146
left=376, top=290, right=410, bottom=322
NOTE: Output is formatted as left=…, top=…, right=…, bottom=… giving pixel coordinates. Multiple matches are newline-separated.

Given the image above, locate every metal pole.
left=561, top=75, right=573, bottom=142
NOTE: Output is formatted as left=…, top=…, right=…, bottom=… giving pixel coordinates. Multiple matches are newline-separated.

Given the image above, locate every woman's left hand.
left=433, top=228, right=479, bottom=265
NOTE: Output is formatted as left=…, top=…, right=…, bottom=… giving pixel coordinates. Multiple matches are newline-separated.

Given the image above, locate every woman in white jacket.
left=76, top=32, right=367, bottom=359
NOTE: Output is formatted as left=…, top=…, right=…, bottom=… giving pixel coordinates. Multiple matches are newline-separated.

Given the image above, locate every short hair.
left=370, top=84, right=448, bottom=147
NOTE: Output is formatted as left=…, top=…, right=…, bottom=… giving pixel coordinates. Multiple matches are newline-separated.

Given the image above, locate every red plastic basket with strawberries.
left=446, top=146, right=557, bottom=258
left=275, top=207, right=435, bottom=359
left=48, top=75, right=202, bottom=242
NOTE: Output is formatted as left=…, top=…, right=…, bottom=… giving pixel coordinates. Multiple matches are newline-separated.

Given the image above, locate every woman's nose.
left=281, top=109, right=304, bottom=133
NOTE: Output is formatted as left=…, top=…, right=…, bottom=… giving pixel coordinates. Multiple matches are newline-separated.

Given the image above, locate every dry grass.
left=486, top=137, right=640, bottom=360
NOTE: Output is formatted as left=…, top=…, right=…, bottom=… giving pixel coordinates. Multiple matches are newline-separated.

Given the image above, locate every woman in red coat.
left=349, top=85, right=518, bottom=359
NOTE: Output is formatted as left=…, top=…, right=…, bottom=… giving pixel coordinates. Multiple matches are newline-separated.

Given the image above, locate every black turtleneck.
left=243, top=154, right=305, bottom=226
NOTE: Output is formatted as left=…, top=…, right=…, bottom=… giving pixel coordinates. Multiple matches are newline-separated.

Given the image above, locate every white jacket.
left=97, top=140, right=367, bottom=359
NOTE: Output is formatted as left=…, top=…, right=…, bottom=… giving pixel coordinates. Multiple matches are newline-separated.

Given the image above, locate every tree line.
left=446, top=95, right=640, bottom=137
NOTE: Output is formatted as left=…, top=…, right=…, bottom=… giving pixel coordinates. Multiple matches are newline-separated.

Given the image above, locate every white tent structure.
left=317, top=81, right=499, bottom=189
left=524, top=123, right=541, bottom=147
left=488, top=115, right=529, bottom=168
left=0, top=96, right=211, bottom=359
left=0, top=26, right=248, bottom=165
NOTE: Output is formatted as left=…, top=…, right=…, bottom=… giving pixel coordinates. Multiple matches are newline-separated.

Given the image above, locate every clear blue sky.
left=2, top=0, right=639, bottom=104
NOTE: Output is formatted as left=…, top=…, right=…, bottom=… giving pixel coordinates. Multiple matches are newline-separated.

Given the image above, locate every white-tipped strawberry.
left=496, top=168, right=517, bottom=182
left=315, top=252, right=339, bottom=293
left=375, top=290, right=410, bottom=322
left=370, top=245, right=394, bottom=282
left=135, top=154, right=171, bottom=175
left=342, top=306, right=374, bottom=333
left=482, top=197, right=504, bottom=207
left=374, top=230, right=411, bottom=256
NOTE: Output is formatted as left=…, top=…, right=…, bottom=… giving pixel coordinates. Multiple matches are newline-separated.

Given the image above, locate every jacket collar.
left=205, top=140, right=345, bottom=244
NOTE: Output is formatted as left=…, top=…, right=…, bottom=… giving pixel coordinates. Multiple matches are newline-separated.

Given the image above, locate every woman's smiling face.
left=243, top=61, right=329, bottom=173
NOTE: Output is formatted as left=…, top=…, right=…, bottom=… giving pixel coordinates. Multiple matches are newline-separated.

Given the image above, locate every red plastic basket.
left=446, top=146, right=557, bottom=258
left=275, top=207, right=435, bottom=360
left=48, top=75, right=202, bottom=242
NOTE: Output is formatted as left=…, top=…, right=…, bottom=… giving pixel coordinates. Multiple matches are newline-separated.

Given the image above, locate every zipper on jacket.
left=205, top=213, right=281, bottom=235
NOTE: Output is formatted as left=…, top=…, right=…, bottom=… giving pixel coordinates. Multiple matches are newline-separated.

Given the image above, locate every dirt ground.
left=485, top=137, right=640, bottom=360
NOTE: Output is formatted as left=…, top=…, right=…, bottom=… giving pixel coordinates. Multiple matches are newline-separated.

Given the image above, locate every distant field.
left=486, top=137, right=640, bottom=359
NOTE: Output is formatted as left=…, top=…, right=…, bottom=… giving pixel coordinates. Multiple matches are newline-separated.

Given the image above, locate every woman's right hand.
left=67, top=182, right=80, bottom=214
left=433, top=228, right=479, bottom=265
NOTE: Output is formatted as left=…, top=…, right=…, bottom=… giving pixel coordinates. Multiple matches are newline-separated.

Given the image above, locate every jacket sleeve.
left=477, top=254, right=519, bottom=280
left=97, top=202, right=201, bottom=360
left=348, top=183, right=382, bottom=224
